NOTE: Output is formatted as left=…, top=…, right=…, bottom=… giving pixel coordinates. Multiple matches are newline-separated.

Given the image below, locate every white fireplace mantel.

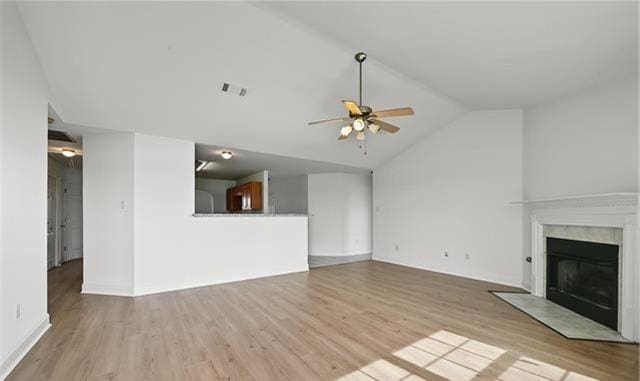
left=525, top=193, right=639, bottom=342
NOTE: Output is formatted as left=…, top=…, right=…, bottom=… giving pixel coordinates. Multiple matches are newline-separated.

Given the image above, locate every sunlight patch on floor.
left=498, top=356, right=598, bottom=381
left=337, top=330, right=599, bottom=381
left=336, top=359, right=425, bottom=381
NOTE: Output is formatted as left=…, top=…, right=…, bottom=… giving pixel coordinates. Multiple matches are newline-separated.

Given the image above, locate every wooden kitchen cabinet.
left=226, top=182, right=262, bottom=212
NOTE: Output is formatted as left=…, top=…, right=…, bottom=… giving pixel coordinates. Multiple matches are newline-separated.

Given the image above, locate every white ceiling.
left=18, top=2, right=465, bottom=170
left=195, top=144, right=369, bottom=180
left=17, top=2, right=637, bottom=170
left=264, top=1, right=638, bottom=109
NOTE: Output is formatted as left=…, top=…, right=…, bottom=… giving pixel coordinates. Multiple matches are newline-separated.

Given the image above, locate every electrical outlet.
left=465, top=253, right=470, bottom=260
left=395, top=244, right=399, bottom=252
left=16, top=304, right=21, bottom=319
left=444, top=251, right=449, bottom=257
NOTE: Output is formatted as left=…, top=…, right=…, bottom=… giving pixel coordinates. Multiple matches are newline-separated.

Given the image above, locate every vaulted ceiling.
left=17, top=2, right=637, bottom=169
left=264, top=1, right=638, bottom=109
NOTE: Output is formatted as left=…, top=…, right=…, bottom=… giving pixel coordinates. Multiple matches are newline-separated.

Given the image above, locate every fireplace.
left=546, top=237, right=619, bottom=330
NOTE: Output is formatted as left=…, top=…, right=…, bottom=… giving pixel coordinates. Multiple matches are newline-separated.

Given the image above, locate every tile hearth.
left=493, top=292, right=631, bottom=343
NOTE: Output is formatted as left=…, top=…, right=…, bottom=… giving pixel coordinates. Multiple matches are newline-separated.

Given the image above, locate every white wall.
left=308, top=173, right=372, bottom=257
left=195, top=178, right=236, bottom=213
left=521, top=78, right=638, bottom=290
left=0, top=3, right=50, bottom=378
left=524, top=79, right=638, bottom=200
left=269, top=175, right=308, bottom=214
left=133, top=134, right=308, bottom=295
left=373, top=110, right=524, bottom=287
left=237, top=171, right=269, bottom=212
left=82, top=132, right=134, bottom=296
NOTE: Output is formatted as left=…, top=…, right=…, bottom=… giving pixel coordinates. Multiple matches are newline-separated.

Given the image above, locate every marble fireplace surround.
left=523, top=193, right=639, bottom=342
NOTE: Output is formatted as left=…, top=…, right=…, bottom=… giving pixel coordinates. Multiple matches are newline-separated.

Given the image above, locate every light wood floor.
left=8, top=260, right=639, bottom=381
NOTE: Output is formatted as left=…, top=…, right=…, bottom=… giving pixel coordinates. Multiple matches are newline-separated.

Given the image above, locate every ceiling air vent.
left=221, top=82, right=247, bottom=97
left=48, top=129, right=75, bottom=143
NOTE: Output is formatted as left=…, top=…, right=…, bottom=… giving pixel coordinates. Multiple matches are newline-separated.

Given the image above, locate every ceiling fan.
left=308, top=52, right=414, bottom=141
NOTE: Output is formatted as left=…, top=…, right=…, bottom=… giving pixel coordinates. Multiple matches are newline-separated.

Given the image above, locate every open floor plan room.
left=2, top=1, right=639, bottom=380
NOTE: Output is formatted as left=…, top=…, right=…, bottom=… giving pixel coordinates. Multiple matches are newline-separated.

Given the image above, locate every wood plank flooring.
left=8, top=260, right=639, bottom=380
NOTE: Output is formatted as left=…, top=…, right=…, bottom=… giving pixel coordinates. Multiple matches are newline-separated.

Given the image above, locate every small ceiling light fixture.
left=220, top=150, right=233, bottom=160
left=61, top=148, right=76, bottom=158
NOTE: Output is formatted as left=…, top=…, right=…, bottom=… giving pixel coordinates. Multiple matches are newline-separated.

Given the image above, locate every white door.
left=47, top=176, right=58, bottom=270
left=62, top=170, right=83, bottom=262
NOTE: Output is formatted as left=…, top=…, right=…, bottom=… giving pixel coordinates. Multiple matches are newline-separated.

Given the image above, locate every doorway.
left=47, top=108, right=84, bottom=315
left=47, top=155, right=83, bottom=265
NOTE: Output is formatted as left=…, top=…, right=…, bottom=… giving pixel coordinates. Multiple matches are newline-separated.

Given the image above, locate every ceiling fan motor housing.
left=350, top=105, right=372, bottom=118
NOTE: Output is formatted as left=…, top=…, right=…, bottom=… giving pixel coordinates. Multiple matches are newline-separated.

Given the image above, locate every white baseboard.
left=373, top=257, right=523, bottom=289
left=309, top=251, right=372, bottom=257
left=0, top=315, right=50, bottom=381
left=309, top=253, right=372, bottom=268
left=82, top=282, right=133, bottom=297
left=133, top=266, right=310, bottom=296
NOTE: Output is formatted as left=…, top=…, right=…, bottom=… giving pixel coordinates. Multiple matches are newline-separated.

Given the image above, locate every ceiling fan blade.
left=371, top=107, right=414, bottom=118
left=342, top=100, right=362, bottom=116
left=308, top=116, right=352, bottom=126
left=370, top=119, right=400, bottom=134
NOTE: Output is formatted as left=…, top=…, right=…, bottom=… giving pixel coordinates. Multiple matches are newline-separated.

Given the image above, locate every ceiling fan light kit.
left=308, top=52, right=414, bottom=142
left=340, top=125, right=353, bottom=137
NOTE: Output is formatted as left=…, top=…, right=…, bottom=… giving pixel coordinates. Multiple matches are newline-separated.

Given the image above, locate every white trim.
left=528, top=193, right=639, bottom=342
left=81, top=282, right=134, bottom=297
left=512, top=192, right=638, bottom=206
left=0, top=315, right=50, bottom=381
left=308, top=251, right=372, bottom=257
left=133, top=266, right=309, bottom=296
left=373, top=258, right=522, bottom=289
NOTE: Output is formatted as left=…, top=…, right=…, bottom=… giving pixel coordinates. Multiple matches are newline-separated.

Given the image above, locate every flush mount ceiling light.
left=220, top=151, right=233, bottom=160
left=61, top=148, right=76, bottom=158
left=308, top=52, right=415, bottom=141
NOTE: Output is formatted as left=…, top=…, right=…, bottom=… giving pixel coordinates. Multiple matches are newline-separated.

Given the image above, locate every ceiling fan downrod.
left=355, top=52, right=367, bottom=107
